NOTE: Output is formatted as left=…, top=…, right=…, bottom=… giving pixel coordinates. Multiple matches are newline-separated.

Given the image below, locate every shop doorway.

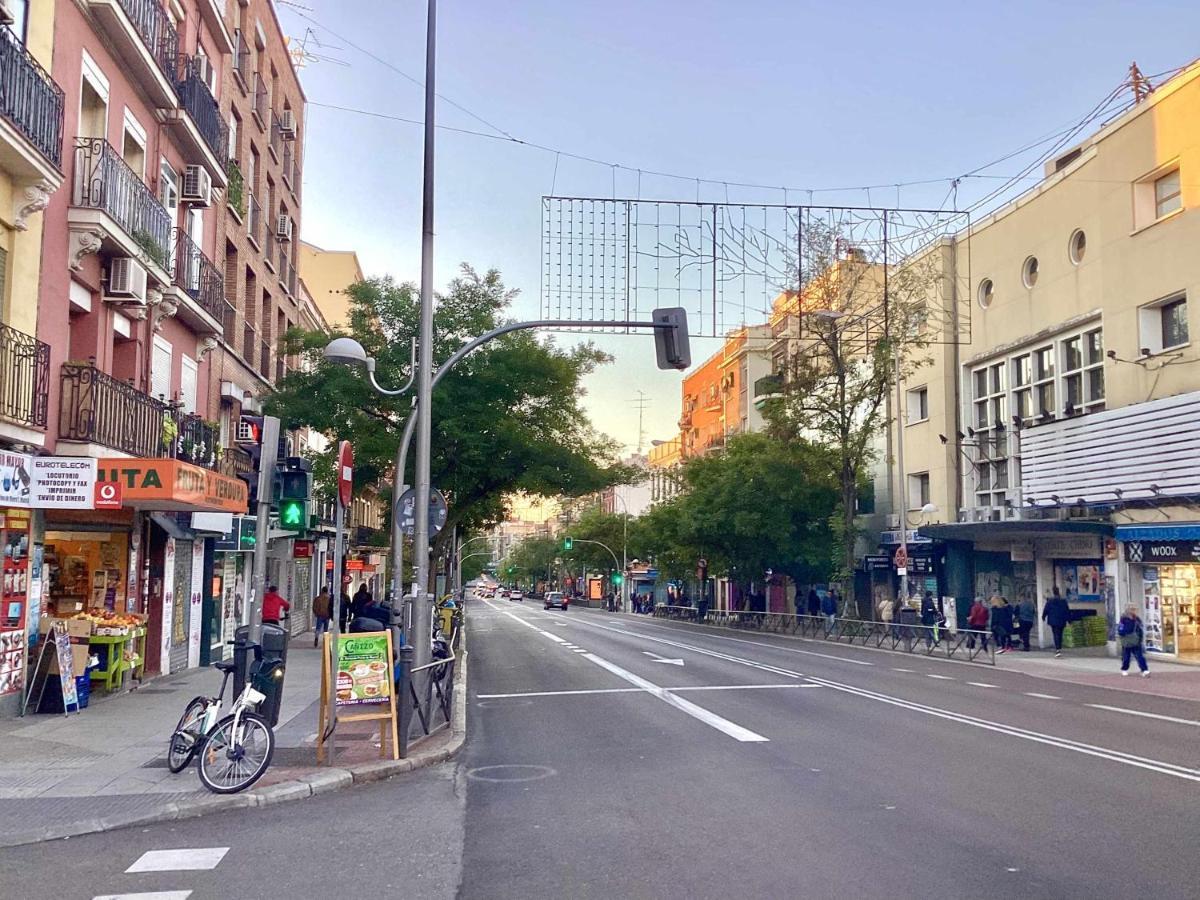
left=1150, top=564, right=1200, bottom=659
left=169, top=540, right=192, bottom=673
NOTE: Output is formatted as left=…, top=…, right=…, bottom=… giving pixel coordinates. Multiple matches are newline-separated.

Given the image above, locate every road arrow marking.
left=643, top=651, right=685, bottom=666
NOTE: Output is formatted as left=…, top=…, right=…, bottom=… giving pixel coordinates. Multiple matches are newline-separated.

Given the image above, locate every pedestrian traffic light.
left=276, top=457, right=312, bottom=533
left=652, top=307, right=691, bottom=370
left=611, top=572, right=624, bottom=586
left=563, top=537, right=573, bottom=551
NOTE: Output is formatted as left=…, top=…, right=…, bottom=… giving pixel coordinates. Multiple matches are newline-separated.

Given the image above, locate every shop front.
left=0, top=504, right=35, bottom=707
left=1117, top=525, right=1200, bottom=660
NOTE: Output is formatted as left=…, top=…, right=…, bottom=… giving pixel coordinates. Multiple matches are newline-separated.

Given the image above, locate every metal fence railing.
left=652, top=605, right=995, bottom=665
left=396, top=625, right=460, bottom=758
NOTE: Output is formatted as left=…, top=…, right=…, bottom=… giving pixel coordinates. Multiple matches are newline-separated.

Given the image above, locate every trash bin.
left=231, top=625, right=252, bottom=700
left=255, top=623, right=288, bottom=727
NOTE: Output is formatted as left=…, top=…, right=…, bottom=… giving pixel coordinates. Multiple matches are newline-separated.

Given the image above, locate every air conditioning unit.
left=105, top=257, right=149, bottom=302
left=279, top=109, right=297, bottom=138
left=886, top=514, right=901, bottom=529
left=276, top=215, right=293, bottom=241
left=182, top=165, right=213, bottom=206
left=0, top=0, right=15, bottom=25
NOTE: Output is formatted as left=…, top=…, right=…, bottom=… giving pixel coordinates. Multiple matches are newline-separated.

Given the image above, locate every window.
left=1022, top=256, right=1039, bottom=288
left=977, top=278, right=994, bottom=309
left=179, top=356, right=198, bottom=414
left=228, top=111, right=240, bottom=162
left=79, top=52, right=109, bottom=141
left=1033, top=345, right=1055, bottom=418
left=1012, top=354, right=1033, bottom=422
left=151, top=337, right=173, bottom=402
left=1061, top=328, right=1104, bottom=415
left=121, top=109, right=147, bottom=178
left=1155, top=170, right=1182, bottom=219
left=906, top=386, right=928, bottom=423
left=1139, top=293, right=1189, bottom=354
left=4, top=0, right=29, bottom=43
left=907, top=473, right=931, bottom=510
left=1069, top=229, right=1086, bottom=265
left=160, top=159, right=178, bottom=221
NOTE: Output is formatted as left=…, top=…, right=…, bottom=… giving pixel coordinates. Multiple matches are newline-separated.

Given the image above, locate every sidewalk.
left=0, top=634, right=466, bottom=847
left=991, top=645, right=1200, bottom=701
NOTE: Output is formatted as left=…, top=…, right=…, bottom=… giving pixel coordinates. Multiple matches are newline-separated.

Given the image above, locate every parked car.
left=544, top=591, right=569, bottom=611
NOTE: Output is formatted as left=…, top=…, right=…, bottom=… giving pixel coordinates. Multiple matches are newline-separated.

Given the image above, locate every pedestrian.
left=312, top=587, right=332, bottom=647
left=878, top=595, right=895, bottom=627
left=966, top=596, right=989, bottom=651
left=261, top=584, right=290, bottom=626
left=338, top=588, right=353, bottom=631
left=351, top=584, right=370, bottom=619
left=1042, top=586, right=1071, bottom=658
left=1117, top=605, right=1150, bottom=677
left=990, top=595, right=1012, bottom=654
left=820, top=589, right=838, bottom=635
left=807, top=588, right=820, bottom=619
left=920, top=591, right=939, bottom=647
left=1016, top=595, right=1037, bottom=651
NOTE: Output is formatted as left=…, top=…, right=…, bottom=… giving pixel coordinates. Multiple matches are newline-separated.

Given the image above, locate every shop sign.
left=880, top=529, right=933, bottom=545
left=1034, top=535, right=1102, bottom=560
left=909, top=557, right=936, bottom=575
left=334, top=633, right=392, bottom=706
left=97, top=459, right=248, bottom=513
left=345, top=559, right=365, bottom=571
left=0, top=450, right=32, bottom=507
left=862, top=555, right=890, bottom=570
left=1124, top=540, right=1200, bottom=564
left=94, top=481, right=122, bottom=510
left=30, top=457, right=97, bottom=509
left=1010, top=541, right=1035, bottom=562
left=293, top=541, right=314, bottom=559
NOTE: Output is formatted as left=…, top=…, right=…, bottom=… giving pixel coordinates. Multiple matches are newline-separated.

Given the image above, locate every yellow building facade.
left=298, top=241, right=365, bottom=330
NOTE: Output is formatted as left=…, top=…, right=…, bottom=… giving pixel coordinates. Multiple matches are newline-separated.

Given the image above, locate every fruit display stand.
left=56, top=611, right=147, bottom=693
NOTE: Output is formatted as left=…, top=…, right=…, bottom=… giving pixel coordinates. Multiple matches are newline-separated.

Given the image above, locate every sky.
left=278, top=0, right=1200, bottom=455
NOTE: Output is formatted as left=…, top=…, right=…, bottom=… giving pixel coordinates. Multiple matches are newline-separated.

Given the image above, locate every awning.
left=919, top=520, right=1114, bottom=542
left=1114, top=524, right=1200, bottom=541
left=98, top=458, right=248, bottom=514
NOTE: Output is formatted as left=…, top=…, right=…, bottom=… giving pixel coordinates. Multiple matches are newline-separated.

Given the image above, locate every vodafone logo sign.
left=94, top=480, right=123, bottom=510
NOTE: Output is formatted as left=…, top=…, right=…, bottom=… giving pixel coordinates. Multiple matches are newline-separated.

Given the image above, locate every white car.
left=510, top=590, right=524, bottom=602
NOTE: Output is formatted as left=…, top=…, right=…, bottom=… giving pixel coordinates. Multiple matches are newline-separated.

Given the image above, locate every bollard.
left=396, top=644, right=414, bottom=759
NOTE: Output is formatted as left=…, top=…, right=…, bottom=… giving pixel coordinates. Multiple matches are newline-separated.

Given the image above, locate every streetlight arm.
left=366, top=338, right=418, bottom=396
left=569, top=538, right=621, bottom=573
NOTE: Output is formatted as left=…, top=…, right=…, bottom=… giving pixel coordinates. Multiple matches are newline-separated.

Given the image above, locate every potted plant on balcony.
left=161, top=412, right=178, bottom=455
left=133, top=229, right=168, bottom=270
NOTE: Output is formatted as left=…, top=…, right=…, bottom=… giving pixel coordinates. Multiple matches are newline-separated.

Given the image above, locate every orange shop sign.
left=97, top=459, right=248, bottom=514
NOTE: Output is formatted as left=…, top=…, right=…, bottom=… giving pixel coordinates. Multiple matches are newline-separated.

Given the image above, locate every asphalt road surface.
left=5, top=599, right=1200, bottom=899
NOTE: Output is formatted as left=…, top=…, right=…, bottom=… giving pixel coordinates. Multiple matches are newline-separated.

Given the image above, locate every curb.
left=0, top=639, right=469, bottom=849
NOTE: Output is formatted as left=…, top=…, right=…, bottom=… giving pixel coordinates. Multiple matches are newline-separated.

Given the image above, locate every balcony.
left=195, top=0, right=234, bottom=55
left=753, top=373, right=785, bottom=408
left=58, top=362, right=230, bottom=470
left=171, top=227, right=228, bottom=333
left=82, top=0, right=179, bottom=109
left=164, top=55, right=229, bottom=186
left=251, top=72, right=268, bottom=130
left=0, top=25, right=65, bottom=189
left=69, top=137, right=171, bottom=280
left=0, top=323, right=50, bottom=439
left=246, top=192, right=261, bottom=249
left=225, top=159, right=245, bottom=220
left=232, top=29, right=250, bottom=91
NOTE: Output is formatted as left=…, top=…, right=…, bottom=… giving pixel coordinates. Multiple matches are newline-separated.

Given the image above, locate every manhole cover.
left=466, top=765, right=556, bottom=783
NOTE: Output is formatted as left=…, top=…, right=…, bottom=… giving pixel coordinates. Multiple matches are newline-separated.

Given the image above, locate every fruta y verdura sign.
left=97, top=459, right=248, bottom=513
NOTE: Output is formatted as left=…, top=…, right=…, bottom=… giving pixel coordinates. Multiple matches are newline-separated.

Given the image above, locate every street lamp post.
left=608, top=492, right=631, bottom=612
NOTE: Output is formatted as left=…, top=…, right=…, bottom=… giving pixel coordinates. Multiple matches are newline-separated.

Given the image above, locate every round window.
left=1022, top=256, right=1039, bottom=288
left=977, top=278, right=994, bottom=309
left=1069, top=229, right=1086, bottom=265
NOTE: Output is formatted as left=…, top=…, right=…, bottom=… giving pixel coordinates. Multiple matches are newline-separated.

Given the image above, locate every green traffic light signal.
left=611, top=572, right=624, bottom=586
left=563, top=537, right=573, bottom=551
left=279, top=499, right=305, bottom=530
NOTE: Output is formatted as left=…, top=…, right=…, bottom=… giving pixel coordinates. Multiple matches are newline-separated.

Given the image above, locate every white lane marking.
left=477, top=683, right=821, bottom=700
left=1087, top=704, right=1200, bottom=727
left=126, top=848, right=229, bottom=872
left=805, top=674, right=1200, bottom=782
left=572, top=648, right=588, bottom=653
left=485, top=600, right=769, bottom=742
left=555, top=622, right=570, bottom=626
left=584, top=653, right=768, bottom=742
left=892, top=668, right=914, bottom=673
left=593, top=615, right=875, bottom=666
left=643, top=651, right=685, bottom=666
left=94, top=893, right=194, bottom=900
left=1025, top=692, right=1062, bottom=700
left=926, top=674, right=954, bottom=680
left=967, top=682, right=998, bottom=689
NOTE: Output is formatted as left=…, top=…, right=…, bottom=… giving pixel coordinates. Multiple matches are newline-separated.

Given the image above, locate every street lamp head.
left=323, top=337, right=373, bottom=371
left=920, top=503, right=938, bottom=515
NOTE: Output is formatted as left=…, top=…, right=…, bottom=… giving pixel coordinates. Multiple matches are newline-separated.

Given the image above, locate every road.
left=4, top=598, right=1200, bottom=898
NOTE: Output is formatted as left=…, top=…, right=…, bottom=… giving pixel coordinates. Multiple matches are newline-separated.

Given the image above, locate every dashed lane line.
left=1086, top=704, right=1200, bottom=727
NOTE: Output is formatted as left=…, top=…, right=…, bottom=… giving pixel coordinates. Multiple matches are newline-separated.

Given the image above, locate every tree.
left=266, top=266, right=629, bottom=586
left=762, top=220, right=939, bottom=593
left=631, top=433, right=840, bottom=591
left=502, top=536, right=560, bottom=589
left=560, top=507, right=628, bottom=575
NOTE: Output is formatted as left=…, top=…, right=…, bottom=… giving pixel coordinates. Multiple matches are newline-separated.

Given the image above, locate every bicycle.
left=166, top=642, right=279, bottom=794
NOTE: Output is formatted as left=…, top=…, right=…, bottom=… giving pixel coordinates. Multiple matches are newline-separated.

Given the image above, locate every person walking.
left=1016, top=595, right=1037, bottom=651
left=1117, top=606, right=1150, bottom=677
left=338, top=588, right=353, bottom=631
left=820, top=589, right=838, bottom=635
left=878, top=596, right=895, bottom=632
left=261, top=584, right=290, bottom=626
left=312, top=587, right=332, bottom=647
left=351, top=584, right=370, bottom=619
left=807, top=588, right=820, bottom=619
left=966, top=596, right=990, bottom=651
left=920, top=591, right=939, bottom=648
left=1042, top=587, right=1071, bottom=658
left=990, top=596, right=1013, bottom=654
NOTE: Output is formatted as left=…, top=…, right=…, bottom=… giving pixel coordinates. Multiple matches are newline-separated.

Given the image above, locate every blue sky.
left=279, top=0, right=1200, bottom=454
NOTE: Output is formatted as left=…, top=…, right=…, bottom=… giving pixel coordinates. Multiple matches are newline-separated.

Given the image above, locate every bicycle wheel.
left=167, top=697, right=209, bottom=773
left=197, top=712, right=275, bottom=794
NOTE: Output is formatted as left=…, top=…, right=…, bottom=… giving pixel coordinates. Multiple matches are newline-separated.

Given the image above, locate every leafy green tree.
left=266, top=266, right=627, bottom=585
left=502, top=536, right=560, bottom=589
left=560, top=507, right=629, bottom=575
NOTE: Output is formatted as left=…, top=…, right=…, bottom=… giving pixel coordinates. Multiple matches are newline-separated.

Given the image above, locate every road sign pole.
left=248, top=415, right=280, bottom=643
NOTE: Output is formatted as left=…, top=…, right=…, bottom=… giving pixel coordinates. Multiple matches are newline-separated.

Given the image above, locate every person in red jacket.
left=966, top=596, right=990, bottom=651
left=261, top=585, right=290, bottom=625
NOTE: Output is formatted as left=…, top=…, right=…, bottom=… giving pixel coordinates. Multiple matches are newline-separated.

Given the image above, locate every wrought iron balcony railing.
left=174, top=54, right=228, bottom=168
left=0, top=323, right=50, bottom=430
left=232, top=29, right=250, bottom=87
left=114, top=0, right=179, bottom=82
left=0, top=24, right=65, bottom=167
left=172, top=227, right=228, bottom=323
left=73, top=137, right=171, bottom=268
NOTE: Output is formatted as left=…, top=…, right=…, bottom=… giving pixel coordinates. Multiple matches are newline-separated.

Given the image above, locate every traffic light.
left=611, top=572, right=624, bottom=586
left=276, top=457, right=312, bottom=533
left=563, top=537, right=573, bottom=551
left=652, top=307, right=691, bottom=370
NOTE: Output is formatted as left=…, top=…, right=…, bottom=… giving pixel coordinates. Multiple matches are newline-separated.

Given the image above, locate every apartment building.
left=679, top=325, right=771, bottom=458
left=297, top=240, right=364, bottom=330
left=893, top=64, right=1200, bottom=655
left=647, top=436, right=682, bottom=505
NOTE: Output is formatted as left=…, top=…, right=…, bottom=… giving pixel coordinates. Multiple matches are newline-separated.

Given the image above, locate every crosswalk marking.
left=126, top=848, right=229, bottom=873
